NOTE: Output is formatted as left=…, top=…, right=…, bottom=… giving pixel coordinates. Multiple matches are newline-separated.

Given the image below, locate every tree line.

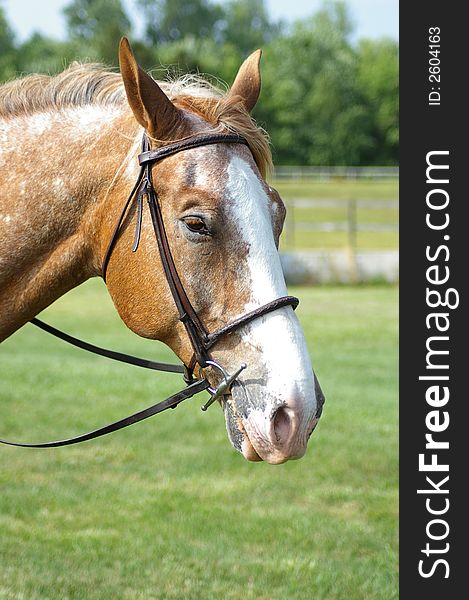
left=0, top=0, right=398, bottom=166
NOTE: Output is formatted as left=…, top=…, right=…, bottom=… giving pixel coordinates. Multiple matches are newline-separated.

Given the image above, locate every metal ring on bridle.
left=204, top=360, right=231, bottom=395
left=201, top=360, right=247, bottom=411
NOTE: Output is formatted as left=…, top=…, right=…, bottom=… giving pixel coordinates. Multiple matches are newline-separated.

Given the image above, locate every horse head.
left=102, top=39, right=323, bottom=464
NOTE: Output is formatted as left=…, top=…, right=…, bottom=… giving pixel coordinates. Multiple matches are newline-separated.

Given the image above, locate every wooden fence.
left=273, top=166, right=399, bottom=180
left=283, top=198, right=399, bottom=251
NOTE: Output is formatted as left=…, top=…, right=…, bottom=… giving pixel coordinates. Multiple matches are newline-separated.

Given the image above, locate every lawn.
left=270, top=178, right=399, bottom=251
left=0, top=280, right=398, bottom=599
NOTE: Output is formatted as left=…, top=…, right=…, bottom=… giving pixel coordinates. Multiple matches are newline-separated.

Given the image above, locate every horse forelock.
left=171, top=94, right=272, bottom=179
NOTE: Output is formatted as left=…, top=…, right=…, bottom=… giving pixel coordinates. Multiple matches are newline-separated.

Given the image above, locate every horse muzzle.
left=219, top=368, right=325, bottom=464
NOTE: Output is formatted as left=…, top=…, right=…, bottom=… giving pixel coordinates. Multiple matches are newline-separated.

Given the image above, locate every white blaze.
left=225, top=156, right=316, bottom=410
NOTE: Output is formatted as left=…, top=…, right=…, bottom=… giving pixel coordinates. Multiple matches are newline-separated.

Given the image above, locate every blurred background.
left=1, top=2, right=398, bottom=598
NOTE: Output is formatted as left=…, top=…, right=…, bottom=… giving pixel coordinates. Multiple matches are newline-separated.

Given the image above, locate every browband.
left=138, top=132, right=248, bottom=165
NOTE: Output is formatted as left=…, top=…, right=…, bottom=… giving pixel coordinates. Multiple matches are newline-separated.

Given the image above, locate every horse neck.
left=0, top=106, right=138, bottom=341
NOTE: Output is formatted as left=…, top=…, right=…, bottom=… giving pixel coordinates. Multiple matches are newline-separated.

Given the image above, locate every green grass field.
left=0, top=280, right=398, bottom=599
left=270, top=179, right=399, bottom=251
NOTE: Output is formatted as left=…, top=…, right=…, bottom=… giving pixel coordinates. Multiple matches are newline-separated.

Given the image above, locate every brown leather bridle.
left=0, top=132, right=323, bottom=449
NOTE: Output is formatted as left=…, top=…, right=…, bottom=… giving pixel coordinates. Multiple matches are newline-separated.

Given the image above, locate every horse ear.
left=118, top=37, right=180, bottom=136
left=229, top=49, right=262, bottom=112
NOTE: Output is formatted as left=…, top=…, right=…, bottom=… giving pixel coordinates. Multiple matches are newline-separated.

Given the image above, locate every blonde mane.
left=0, top=63, right=272, bottom=176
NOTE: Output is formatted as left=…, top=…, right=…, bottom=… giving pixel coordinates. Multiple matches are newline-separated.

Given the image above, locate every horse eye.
left=182, top=216, right=209, bottom=234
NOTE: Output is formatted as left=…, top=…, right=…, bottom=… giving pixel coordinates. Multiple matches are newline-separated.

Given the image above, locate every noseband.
left=1, top=132, right=323, bottom=449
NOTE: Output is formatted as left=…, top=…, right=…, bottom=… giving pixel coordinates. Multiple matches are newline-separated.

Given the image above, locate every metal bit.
left=201, top=362, right=247, bottom=411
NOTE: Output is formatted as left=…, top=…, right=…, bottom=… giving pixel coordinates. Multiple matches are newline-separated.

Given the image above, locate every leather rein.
left=0, top=132, right=300, bottom=448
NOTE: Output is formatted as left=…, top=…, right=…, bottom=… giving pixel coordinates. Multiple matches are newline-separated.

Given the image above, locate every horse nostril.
left=272, top=406, right=294, bottom=444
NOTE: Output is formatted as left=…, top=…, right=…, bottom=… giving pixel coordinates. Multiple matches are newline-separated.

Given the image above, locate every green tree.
left=221, top=0, right=282, bottom=55
left=140, top=0, right=223, bottom=45
left=16, top=33, right=84, bottom=75
left=257, top=1, right=374, bottom=165
left=63, top=0, right=131, bottom=65
left=0, top=5, right=16, bottom=81
left=357, top=38, right=399, bottom=164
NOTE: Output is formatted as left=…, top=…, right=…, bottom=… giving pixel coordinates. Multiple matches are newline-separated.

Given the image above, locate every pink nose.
left=249, top=403, right=316, bottom=463
left=239, top=376, right=325, bottom=464
left=242, top=403, right=304, bottom=464
left=241, top=402, right=318, bottom=464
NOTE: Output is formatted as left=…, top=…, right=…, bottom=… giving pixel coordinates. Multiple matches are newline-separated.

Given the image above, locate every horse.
left=0, top=38, right=323, bottom=464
